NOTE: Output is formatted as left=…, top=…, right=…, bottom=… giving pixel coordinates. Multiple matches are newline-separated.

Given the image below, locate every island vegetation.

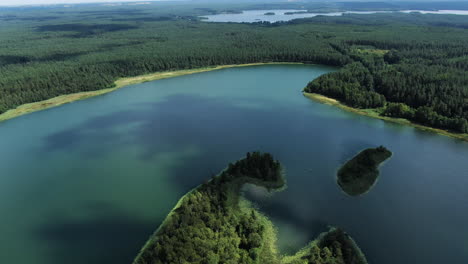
left=284, top=11, right=309, bottom=15
left=0, top=2, right=466, bottom=141
left=0, top=2, right=467, bottom=264
left=337, top=146, right=392, bottom=196
left=264, top=12, right=276, bottom=16
left=133, top=152, right=367, bottom=264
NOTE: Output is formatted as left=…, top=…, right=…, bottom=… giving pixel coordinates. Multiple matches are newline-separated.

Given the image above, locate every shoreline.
left=132, top=157, right=286, bottom=264
left=336, top=147, right=392, bottom=197
left=0, top=62, right=301, bottom=123
left=282, top=227, right=367, bottom=264
left=1, top=62, right=465, bottom=143
left=132, top=157, right=366, bottom=264
left=303, top=92, right=468, bottom=142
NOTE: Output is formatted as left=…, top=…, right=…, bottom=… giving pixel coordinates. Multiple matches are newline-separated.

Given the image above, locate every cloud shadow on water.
left=35, top=201, right=159, bottom=264
left=41, top=94, right=339, bottom=190
left=38, top=93, right=371, bottom=261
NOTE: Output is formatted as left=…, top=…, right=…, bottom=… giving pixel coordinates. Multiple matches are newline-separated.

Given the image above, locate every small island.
left=264, top=12, right=276, bottom=16
left=284, top=11, right=309, bottom=15
left=337, top=146, right=392, bottom=196
left=133, top=152, right=368, bottom=264
left=222, top=10, right=243, bottom=14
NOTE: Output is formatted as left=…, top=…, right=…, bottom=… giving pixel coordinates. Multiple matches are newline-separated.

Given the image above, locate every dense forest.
left=133, top=152, right=367, bottom=264
left=303, top=14, right=468, bottom=133
left=284, top=228, right=367, bottom=264
left=0, top=3, right=467, bottom=134
left=133, top=152, right=284, bottom=264
left=337, top=146, right=392, bottom=196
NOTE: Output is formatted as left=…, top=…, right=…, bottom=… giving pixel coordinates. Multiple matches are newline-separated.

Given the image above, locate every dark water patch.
left=38, top=86, right=434, bottom=183
left=41, top=93, right=343, bottom=190
left=35, top=202, right=157, bottom=264
left=41, top=108, right=143, bottom=156
left=38, top=95, right=285, bottom=188
left=2, top=65, right=467, bottom=264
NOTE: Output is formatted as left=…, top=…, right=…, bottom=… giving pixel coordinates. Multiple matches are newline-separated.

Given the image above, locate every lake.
left=201, top=9, right=468, bottom=23
left=0, top=64, right=467, bottom=264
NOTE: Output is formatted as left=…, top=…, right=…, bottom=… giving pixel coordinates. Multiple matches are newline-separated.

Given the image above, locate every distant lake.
left=201, top=9, right=468, bottom=23
left=0, top=64, right=467, bottom=264
left=401, top=9, right=468, bottom=15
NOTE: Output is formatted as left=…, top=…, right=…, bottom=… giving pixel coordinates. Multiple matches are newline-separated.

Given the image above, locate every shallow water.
left=0, top=64, right=467, bottom=264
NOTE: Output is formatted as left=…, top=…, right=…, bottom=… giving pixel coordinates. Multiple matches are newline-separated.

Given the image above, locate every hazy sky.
left=0, top=0, right=160, bottom=6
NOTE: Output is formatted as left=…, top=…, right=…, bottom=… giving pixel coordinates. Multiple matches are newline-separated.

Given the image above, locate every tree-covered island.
left=284, top=11, right=309, bottom=15
left=337, top=146, right=392, bottom=196
left=133, top=152, right=367, bottom=264
left=264, top=12, right=276, bottom=16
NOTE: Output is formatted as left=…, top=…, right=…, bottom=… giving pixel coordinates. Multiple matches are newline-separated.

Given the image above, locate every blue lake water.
left=0, top=64, right=467, bottom=264
left=201, top=9, right=468, bottom=23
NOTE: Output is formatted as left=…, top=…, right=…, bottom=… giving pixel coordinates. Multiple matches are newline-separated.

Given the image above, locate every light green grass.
left=304, top=92, right=468, bottom=142
left=0, top=62, right=301, bottom=123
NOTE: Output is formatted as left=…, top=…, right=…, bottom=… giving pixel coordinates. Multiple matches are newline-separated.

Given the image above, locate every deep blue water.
left=0, top=64, right=467, bottom=264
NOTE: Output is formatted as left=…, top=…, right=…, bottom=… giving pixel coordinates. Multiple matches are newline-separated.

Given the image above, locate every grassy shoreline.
left=2, top=62, right=465, bottom=143
left=0, top=62, right=300, bottom=123
left=304, top=92, right=468, bottom=142
left=132, top=152, right=287, bottom=264
left=132, top=154, right=367, bottom=264
left=282, top=227, right=367, bottom=264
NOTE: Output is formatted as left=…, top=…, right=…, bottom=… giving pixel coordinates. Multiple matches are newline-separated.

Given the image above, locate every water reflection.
left=0, top=65, right=467, bottom=264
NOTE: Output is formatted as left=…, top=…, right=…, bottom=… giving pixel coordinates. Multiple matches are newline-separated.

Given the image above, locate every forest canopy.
left=0, top=3, right=467, bottom=134
left=133, top=152, right=367, bottom=264
left=337, top=146, right=392, bottom=196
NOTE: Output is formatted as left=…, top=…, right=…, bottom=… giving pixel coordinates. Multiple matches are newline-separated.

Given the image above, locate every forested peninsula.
left=133, top=152, right=368, bottom=264
left=337, top=146, right=392, bottom=196
left=0, top=4, right=467, bottom=140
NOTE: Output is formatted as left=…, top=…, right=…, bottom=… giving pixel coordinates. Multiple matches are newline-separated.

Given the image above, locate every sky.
left=0, top=0, right=162, bottom=6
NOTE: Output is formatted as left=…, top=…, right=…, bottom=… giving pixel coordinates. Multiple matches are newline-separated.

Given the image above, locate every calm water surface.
left=0, top=64, right=467, bottom=264
left=201, top=9, right=468, bottom=23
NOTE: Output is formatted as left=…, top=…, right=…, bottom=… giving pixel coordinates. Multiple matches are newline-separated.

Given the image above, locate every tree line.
left=133, top=152, right=366, bottom=264
left=302, top=15, right=468, bottom=133
left=133, top=152, right=284, bottom=264
left=0, top=9, right=466, bottom=133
